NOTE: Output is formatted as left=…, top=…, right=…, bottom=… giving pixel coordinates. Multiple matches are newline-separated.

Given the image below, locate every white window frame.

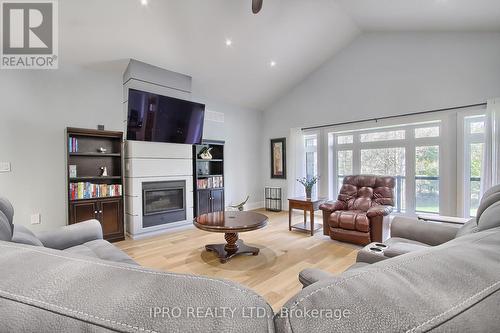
left=457, top=112, right=486, bottom=217
left=329, top=121, right=442, bottom=215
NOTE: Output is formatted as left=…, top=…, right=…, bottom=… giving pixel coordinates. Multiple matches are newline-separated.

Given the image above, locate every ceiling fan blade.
left=252, top=0, right=263, bottom=14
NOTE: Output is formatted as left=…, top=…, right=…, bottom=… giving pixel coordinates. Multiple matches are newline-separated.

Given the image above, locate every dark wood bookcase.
left=193, top=140, right=225, bottom=217
left=66, top=127, right=125, bottom=242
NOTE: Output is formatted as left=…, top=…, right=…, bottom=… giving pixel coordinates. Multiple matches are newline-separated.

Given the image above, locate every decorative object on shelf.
left=296, top=176, right=319, bottom=199
left=199, top=147, right=213, bottom=160
left=69, top=165, right=77, bottom=178
left=229, top=196, right=250, bottom=211
left=100, top=166, right=108, bottom=177
left=270, top=138, right=286, bottom=179
left=98, top=147, right=107, bottom=153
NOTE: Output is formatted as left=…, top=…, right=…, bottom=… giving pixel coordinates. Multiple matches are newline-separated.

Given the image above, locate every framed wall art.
left=270, top=138, right=286, bottom=179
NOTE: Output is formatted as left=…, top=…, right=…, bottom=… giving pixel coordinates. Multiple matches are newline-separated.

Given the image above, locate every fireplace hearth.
left=142, top=180, right=186, bottom=228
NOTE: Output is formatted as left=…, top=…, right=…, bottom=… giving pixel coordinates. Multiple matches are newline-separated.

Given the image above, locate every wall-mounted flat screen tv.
left=126, top=89, right=205, bottom=145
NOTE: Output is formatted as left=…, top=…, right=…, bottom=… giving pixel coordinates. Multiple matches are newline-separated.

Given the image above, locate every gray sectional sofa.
left=2, top=194, right=500, bottom=332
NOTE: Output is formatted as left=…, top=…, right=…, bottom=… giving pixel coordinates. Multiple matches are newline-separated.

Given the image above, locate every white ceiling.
left=60, top=0, right=500, bottom=110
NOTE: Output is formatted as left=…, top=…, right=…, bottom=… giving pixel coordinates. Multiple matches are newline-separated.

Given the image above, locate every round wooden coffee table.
left=194, top=211, right=268, bottom=263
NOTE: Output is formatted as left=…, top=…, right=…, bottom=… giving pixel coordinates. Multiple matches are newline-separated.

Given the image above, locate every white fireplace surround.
left=124, top=141, right=194, bottom=239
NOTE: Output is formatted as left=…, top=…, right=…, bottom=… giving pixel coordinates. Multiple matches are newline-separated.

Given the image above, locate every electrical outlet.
left=30, top=213, right=41, bottom=225
left=0, top=162, right=11, bottom=173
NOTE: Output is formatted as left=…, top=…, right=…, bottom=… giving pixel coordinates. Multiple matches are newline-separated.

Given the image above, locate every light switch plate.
left=0, top=162, right=11, bottom=173
left=30, top=213, right=41, bottom=225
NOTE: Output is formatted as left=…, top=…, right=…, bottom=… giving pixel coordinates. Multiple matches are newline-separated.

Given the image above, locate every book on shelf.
left=68, top=137, right=79, bottom=153
left=197, top=176, right=224, bottom=189
left=69, top=182, right=122, bottom=200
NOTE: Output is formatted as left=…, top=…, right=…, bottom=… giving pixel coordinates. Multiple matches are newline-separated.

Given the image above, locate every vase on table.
left=305, top=187, right=312, bottom=199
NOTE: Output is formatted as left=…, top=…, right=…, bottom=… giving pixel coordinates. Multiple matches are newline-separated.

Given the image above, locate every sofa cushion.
left=346, top=262, right=371, bottom=271
left=275, top=227, right=500, bottom=332
left=298, top=268, right=337, bottom=288
left=0, top=211, right=11, bottom=242
left=330, top=211, right=369, bottom=232
left=0, top=241, right=274, bottom=333
left=12, top=225, right=43, bottom=247
left=456, top=219, right=479, bottom=238
left=476, top=201, right=500, bottom=232
left=64, top=239, right=138, bottom=266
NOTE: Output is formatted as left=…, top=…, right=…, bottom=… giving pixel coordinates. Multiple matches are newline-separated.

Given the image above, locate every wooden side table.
left=288, top=197, right=326, bottom=236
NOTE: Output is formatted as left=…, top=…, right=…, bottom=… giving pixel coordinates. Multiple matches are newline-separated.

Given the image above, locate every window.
left=337, top=150, right=352, bottom=191
left=463, top=116, right=485, bottom=217
left=360, top=130, right=405, bottom=142
left=329, top=122, right=442, bottom=214
left=337, top=135, right=353, bottom=144
left=304, top=134, right=318, bottom=196
left=415, top=126, right=439, bottom=138
left=415, top=146, right=439, bottom=213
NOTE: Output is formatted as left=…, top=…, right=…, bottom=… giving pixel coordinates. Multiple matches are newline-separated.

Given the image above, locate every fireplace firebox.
left=142, top=180, right=186, bottom=228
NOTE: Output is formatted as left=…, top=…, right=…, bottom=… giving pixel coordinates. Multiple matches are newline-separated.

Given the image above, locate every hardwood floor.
left=116, top=209, right=359, bottom=311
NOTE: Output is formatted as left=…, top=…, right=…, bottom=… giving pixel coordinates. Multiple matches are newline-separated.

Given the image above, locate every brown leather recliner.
left=320, top=175, right=395, bottom=246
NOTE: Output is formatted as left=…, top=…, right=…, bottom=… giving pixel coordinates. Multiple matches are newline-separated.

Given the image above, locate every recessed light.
left=270, top=60, right=276, bottom=67
left=225, top=39, right=233, bottom=47
left=140, top=0, right=148, bottom=6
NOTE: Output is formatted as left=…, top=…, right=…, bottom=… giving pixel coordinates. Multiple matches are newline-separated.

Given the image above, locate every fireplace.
left=142, top=180, right=186, bottom=228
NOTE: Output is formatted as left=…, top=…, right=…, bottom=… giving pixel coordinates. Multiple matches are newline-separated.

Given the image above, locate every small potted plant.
left=296, top=176, right=319, bottom=199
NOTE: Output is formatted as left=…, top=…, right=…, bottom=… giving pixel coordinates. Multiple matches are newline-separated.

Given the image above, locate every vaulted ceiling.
left=61, top=0, right=500, bottom=110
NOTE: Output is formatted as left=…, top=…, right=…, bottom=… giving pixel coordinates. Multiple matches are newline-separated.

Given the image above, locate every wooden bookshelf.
left=66, top=127, right=124, bottom=242
left=193, top=140, right=225, bottom=217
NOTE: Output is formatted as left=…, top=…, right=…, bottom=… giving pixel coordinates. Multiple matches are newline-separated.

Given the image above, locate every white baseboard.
left=245, top=201, right=265, bottom=211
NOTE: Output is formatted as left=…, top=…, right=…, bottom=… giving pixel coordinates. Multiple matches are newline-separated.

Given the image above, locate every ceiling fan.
left=252, top=0, right=263, bottom=14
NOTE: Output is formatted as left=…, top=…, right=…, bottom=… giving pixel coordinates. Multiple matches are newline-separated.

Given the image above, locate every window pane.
left=305, top=136, right=317, bottom=147
left=337, top=135, right=353, bottom=144
left=360, top=130, right=405, bottom=142
left=337, top=150, right=352, bottom=176
left=415, top=146, right=439, bottom=213
left=415, top=126, right=439, bottom=138
left=470, top=143, right=484, bottom=216
left=360, top=148, right=405, bottom=176
left=305, top=152, right=317, bottom=179
left=416, top=146, right=439, bottom=177
left=470, top=121, right=485, bottom=134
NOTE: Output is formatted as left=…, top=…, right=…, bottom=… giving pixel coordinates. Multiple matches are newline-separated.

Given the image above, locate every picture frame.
left=270, top=138, right=286, bottom=179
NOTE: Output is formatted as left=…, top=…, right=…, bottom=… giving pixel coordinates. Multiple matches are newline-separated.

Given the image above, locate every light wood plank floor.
left=116, top=209, right=359, bottom=311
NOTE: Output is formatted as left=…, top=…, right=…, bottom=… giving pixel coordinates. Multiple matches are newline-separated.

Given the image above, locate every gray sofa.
left=1, top=197, right=136, bottom=265
left=355, top=183, right=500, bottom=264
left=0, top=197, right=275, bottom=332
left=3, top=194, right=500, bottom=332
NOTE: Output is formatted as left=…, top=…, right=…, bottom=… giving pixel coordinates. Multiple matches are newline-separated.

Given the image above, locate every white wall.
left=192, top=97, right=265, bottom=209
left=262, top=32, right=500, bottom=206
left=0, top=65, right=123, bottom=231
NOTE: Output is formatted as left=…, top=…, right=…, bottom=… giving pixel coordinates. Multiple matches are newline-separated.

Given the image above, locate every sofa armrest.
left=319, top=201, right=346, bottom=213
left=390, top=216, right=459, bottom=246
left=35, top=219, right=103, bottom=250
left=366, top=205, right=393, bottom=217
left=417, top=214, right=471, bottom=225
left=298, top=268, right=337, bottom=288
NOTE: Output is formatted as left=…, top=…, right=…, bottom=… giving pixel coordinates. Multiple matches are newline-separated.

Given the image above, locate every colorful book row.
left=68, top=137, right=79, bottom=153
left=197, top=176, right=223, bottom=189
left=70, top=182, right=122, bottom=200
